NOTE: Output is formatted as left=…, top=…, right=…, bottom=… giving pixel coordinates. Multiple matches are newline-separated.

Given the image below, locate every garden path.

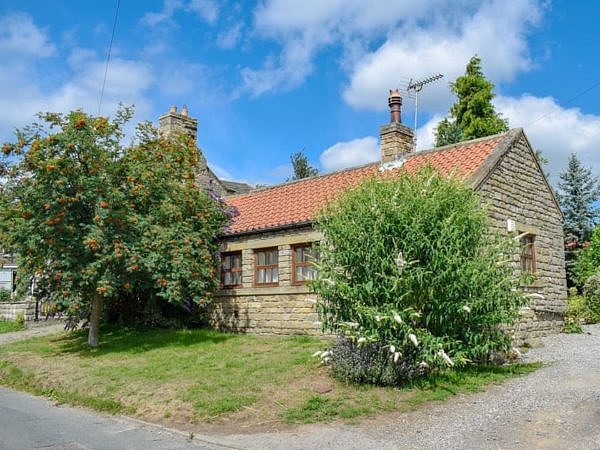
left=0, top=321, right=64, bottom=346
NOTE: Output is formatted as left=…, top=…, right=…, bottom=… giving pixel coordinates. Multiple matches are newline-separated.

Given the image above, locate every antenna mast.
left=406, top=73, right=444, bottom=145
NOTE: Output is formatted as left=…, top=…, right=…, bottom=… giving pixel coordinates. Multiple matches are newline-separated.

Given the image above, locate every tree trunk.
left=87, top=293, right=102, bottom=347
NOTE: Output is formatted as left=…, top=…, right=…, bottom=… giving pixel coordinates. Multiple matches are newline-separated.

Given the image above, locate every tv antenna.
left=407, top=74, right=444, bottom=144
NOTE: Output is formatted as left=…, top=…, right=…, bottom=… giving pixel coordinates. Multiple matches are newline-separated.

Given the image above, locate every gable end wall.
left=477, top=135, right=567, bottom=339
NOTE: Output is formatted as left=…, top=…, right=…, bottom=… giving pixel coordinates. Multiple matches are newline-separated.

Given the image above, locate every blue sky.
left=0, top=0, right=599, bottom=186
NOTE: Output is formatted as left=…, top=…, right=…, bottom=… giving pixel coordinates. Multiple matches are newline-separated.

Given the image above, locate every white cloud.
left=188, top=0, right=219, bottom=25
left=496, top=95, right=600, bottom=183
left=253, top=0, right=458, bottom=37
left=156, top=64, right=212, bottom=97
left=320, top=136, right=379, bottom=171
left=141, top=0, right=184, bottom=27
left=141, top=0, right=218, bottom=27
left=413, top=95, right=600, bottom=183
left=243, top=0, right=543, bottom=101
left=0, top=13, right=55, bottom=57
left=415, top=114, right=443, bottom=151
left=0, top=41, right=154, bottom=141
left=239, top=37, right=314, bottom=97
left=217, top=23, right=243, bottom=50
left=344, top=0, right=542, bottom=111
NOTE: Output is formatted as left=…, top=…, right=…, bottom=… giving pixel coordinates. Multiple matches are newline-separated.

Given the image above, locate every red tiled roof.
left=225, top=134, right=506, bottom=235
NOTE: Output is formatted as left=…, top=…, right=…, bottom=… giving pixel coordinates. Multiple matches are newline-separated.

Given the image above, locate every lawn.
left=0, top=327, right=539, bottom=432
left=0, top=320, right=24, bottom=334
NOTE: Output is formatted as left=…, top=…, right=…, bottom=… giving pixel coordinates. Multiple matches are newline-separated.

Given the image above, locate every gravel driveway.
left=207, top=324, right=600, bottom=450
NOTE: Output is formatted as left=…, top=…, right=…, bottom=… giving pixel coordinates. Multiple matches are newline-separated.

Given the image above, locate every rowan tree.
left=0, top=109, right=234, bottom=346
left=435, top=55, right=508, bottom=147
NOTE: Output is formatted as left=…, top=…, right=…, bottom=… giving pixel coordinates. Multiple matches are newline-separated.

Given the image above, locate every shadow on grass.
left=51, top=325, right=237, bottom=357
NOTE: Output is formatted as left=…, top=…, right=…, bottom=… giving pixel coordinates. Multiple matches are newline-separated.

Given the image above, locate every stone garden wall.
left=0, top=298, right=36, bottom=321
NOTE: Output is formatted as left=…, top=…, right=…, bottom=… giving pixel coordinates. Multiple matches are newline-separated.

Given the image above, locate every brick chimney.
left=159, top=104, right=198, bottom=144
left=379, top=90, right=414, bottom=163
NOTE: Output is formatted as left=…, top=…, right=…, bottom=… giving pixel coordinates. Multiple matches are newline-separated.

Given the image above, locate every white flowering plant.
left=312, top=168, right=526, bottom=384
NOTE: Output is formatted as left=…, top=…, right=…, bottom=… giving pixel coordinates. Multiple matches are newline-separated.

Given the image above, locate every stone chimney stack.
left=159, top=104, right=198, bottom=144
left=379, top=89, right=414, bottom=163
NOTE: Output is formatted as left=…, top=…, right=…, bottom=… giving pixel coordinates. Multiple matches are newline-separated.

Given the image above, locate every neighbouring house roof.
left=224, top=130, right=518, bottom=236
left=221, top=180, right=254, bottom=195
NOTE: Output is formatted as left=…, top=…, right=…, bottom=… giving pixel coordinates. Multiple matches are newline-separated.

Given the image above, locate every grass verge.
left=0, top=320, right=24, bottom=334
left=282, top=363, right=540, bottom=424
left=0, top=326, right=540, bottom=430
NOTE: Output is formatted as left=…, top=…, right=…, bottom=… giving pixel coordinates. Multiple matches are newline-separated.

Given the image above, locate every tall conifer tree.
left=435, top=56, right=508, bottom=147
left=557, top=153, right=600, bottom=286
left=288, top=150, right=318, bottom=181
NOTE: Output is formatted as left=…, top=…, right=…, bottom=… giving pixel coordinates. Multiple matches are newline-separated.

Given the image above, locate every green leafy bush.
left=0, top=289, right=11, bottom=302
left=583, top=273, right=600, bottom=323
left=325, top=336, right=426, bottom=386
left=313, top=168, right=525, bottom=384
left=574, top=225, right=600, bottom=286
left=563, top=288, right=589, bottom=329
left=561, top=317, right=583, bottom=334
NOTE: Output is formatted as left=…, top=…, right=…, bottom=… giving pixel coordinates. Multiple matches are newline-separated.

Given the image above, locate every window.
left=254, top=247, right=279, bottom=286
left=221, top=252, right=242, bottom=288
left=292, top=244, right=318, bottom=285
left=521, top=234, right=536, bottom=275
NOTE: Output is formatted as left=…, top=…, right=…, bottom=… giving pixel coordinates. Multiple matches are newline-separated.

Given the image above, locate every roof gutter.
left=219, top=220, right=313, bottom=239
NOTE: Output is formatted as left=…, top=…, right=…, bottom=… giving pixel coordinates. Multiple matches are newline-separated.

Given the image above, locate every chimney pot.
left=388, top=89, right=402, bottom=123
left=159, top=104, right=198, bottom=144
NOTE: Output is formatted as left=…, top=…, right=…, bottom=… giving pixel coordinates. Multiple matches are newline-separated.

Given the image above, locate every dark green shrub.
left=313, top=168, right=525, bottom=383
left=104, top=294, right=207, bottom=329
left=0, top=289, right=12, bottom=302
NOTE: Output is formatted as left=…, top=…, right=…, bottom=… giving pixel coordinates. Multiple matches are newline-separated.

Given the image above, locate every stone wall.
left=210, top=288, right=319, bottom=335
left=0, top=298, right=36, bottom=321
left=209, top=227, right=322, bottom=334
left=477, top=133, right=568, bottom=341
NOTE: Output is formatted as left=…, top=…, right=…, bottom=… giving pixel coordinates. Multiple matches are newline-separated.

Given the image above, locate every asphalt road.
left=0, top=387, right=230, bottom=450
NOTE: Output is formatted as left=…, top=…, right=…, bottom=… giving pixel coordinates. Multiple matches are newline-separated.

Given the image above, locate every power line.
left=525, top=79, right=600, bottom=128
left=98, top=0, right=121, bottom=116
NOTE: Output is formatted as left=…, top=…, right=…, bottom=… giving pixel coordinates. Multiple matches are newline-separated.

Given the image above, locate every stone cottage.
left=201, top=90, right=567, bottom=341
left=4, top=96, right=568, bottom=339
